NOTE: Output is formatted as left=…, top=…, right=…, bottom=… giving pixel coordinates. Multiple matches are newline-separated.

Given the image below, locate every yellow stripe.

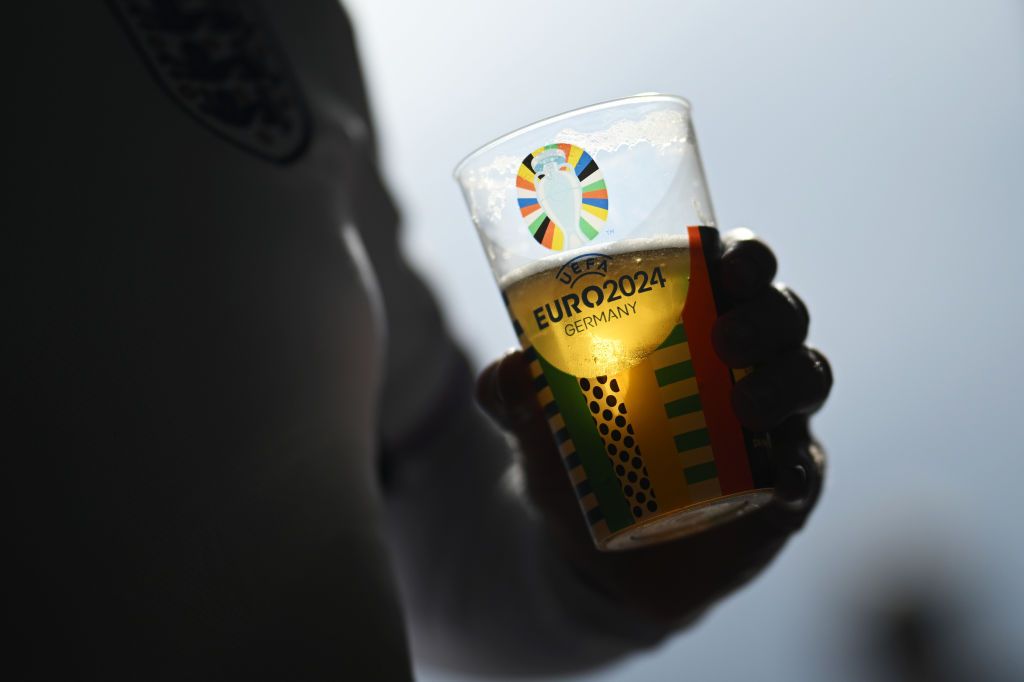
left=567, top=145, right=583, bottom=169
left=579, top=492, right=599, bottom=510
left=677, top=444, right=715, bottom=469
left=567, top=465, right=587, bottom=485
left=666, top=410, right=707, bottom=436
left=517, top=165, right=536, bottom=182
left=618, top=357, right=691, bottom=509
left=591, top=519, right=611, bottom=541
left=551, top=227, right=564, bottom=250
left=536, top=386, right=555, bottom=407
left=558, top=441, right=575, bottom=458
left=582, top=204, right=609, bottom=220
left=649, top=341, right=692, bottom=367
left=658, top=376, right=700, bottom=403
left=686, top=478, right=723, bottom=503
left=549, top=413, right=565, bottom=431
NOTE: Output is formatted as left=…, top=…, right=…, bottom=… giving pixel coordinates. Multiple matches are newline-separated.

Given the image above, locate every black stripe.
left=577, top=159, right=600, bottom=182
left=585, top=505, right=604, bottom=525
left=523, top=346, right=538, bottom=361
left=575, top=479, right=592, bottom=498
left=532, top=374, right=548, bottom=391
left=699, top=225, right=728, bottom=316
left=534, top=216, right=552, bottom=244
left=501, top=291, right=510, bottom=306
left=543, top=401, right=559, bottom=418
left=564, top=452, right=582, bottom=469
left=513, top=319, right=524, bottom=335
left=554, top=427, right=570, bottom=444
left=522, top=152, right=534, bottom=174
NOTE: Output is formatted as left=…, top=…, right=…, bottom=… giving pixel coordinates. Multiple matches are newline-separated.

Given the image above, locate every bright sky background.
left=344, top=1, right=1024, bottom=679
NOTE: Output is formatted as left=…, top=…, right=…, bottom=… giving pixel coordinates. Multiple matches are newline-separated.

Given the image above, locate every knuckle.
left=774, top=284, right=810, bottom=336
left=721, top=237, right=777, bottom=298
left=723, top=226, right=759, bottom=249
left=804, top=346, right=833, bottom=398
left=730, top=237, right=773, bottom=265
left=474, top=362, right=502, bottom=411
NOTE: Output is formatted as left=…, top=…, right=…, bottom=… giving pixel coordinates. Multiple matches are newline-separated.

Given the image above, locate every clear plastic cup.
left=455, top=94, right=773, bottom=551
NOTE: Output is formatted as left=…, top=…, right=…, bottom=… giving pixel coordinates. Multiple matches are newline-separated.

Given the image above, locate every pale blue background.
left=345, top=1, right=1024, bottom=679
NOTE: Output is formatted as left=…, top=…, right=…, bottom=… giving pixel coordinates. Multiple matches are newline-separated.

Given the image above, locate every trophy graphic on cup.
left=516, top=143, right=608, bottom=251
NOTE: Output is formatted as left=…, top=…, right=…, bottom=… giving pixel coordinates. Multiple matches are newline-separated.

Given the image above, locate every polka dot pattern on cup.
left=579, top=375, right=659, bottom=518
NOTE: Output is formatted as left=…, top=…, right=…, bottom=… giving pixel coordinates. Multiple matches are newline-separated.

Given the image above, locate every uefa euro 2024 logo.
left=516, top=143, right=608, bottom=252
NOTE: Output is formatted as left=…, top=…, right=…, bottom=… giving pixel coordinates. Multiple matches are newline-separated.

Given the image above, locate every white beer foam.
left=551, top=109, right=691, bottom=155
left=498, top=234, right=690, bottom=289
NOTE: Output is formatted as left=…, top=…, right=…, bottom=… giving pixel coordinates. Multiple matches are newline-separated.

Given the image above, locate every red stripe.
left=682, top=226, right=754, bottom=494
left=516, top=176, right=535, bottom=190
left=520, top=203, right=541, bottom=217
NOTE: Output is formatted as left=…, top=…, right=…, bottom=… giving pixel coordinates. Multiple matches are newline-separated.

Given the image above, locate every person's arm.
left=345, top=148, right=678, bottom=673
left=284, top=3, right=635, bottom=670
left=384, top=360, right=684, bottom=676
left=358, top=144, right=831, bottom=673
left=332, top=8, right=830, bottom=671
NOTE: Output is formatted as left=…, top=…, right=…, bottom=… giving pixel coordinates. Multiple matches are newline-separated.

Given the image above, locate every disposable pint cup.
left=455, top=95, right=774, bottom=551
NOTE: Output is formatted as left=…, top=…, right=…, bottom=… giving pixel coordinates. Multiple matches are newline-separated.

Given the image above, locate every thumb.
left=475, top=350, right=542, bottom=431
left=476, top=352, right=584, bottom=520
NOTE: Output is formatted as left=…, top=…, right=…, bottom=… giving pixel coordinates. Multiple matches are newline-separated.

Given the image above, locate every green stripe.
left=657, top=324, right=688, bottom=349
left=655, top=360, right=695, bottom=386
left=582, top=178, right=607, bottom=192
left=527, top=213, right=546, bottom=236
left=578, top=218, right=599, bottom=239
left=536, top=354, right=634, bottom=531
left=674, top=428, right=711, bottom=452
left=684, top=461, right=718, bottom=484
left=665, top=394, right=702, bottom=418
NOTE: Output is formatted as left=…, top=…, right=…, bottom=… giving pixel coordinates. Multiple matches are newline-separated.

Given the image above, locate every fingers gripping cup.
left=455, top=95, right=774, bottom=551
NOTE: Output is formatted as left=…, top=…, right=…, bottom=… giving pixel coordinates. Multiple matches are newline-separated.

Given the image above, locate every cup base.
left=599, top=488, right=774, bottom=551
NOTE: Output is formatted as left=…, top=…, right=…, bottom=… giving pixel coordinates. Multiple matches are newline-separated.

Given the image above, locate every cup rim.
left=452, top=92, right=691, bottom=180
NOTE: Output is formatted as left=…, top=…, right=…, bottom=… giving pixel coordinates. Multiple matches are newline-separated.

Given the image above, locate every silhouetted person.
left=9, top=1, right=832, bottom=678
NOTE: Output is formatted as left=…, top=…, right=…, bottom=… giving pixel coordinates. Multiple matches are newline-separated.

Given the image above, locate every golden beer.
left=503, top=236, right=691, bottom=378
left=501, top=230, right=772, bottom=550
